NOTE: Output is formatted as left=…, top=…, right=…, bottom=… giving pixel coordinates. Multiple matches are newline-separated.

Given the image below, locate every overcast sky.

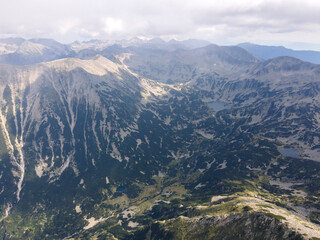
left=1, top=0, right=320, bottom=50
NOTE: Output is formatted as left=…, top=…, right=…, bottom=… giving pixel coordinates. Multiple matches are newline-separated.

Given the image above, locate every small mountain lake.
left=207, top=101, right=231, bottom=112
left=279, top=148, right=301, bottom=159
left=116, top=186, right=127, bottom=192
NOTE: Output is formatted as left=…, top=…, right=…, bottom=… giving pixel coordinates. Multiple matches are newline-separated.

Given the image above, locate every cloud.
left=0, top=0, right=320, bottom=49
left=103, top=18, right=124, bottom=34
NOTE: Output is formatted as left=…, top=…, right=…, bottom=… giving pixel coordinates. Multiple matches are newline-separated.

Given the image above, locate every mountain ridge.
left=239, top=42, right=320, bottom=64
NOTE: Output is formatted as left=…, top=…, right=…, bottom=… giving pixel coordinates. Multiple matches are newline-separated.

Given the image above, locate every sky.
left=1, top=0, right=320, bottom=50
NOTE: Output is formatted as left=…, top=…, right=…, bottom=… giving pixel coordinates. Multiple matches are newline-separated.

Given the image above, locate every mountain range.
left=0, top=38, right=319, bottom=239
left=239, top=42, right=320, bottom=64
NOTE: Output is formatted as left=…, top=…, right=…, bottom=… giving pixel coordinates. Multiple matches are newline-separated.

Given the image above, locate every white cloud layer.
left=1, top=0, right=320, bottom=49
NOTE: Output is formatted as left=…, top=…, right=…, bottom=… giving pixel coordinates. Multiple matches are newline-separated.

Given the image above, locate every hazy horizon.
left=2, top=35, right=320, bottom=52
left=1, top=0, right=320, bottom=51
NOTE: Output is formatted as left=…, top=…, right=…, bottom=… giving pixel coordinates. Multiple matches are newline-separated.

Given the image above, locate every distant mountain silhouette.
left=238, top=42, right=320, bottom=64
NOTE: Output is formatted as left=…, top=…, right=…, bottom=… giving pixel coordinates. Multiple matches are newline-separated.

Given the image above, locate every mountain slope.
left=0, top=38, right=75, bottom=65
left=0, top=44, right=319, bottom=239
left=239, top=43, right=320, bottom=64
left=123, top=44, right=260, bottom=84
left=0, top=55, right=217, bottom=238
left=0, top=56, right=140, bottom=205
